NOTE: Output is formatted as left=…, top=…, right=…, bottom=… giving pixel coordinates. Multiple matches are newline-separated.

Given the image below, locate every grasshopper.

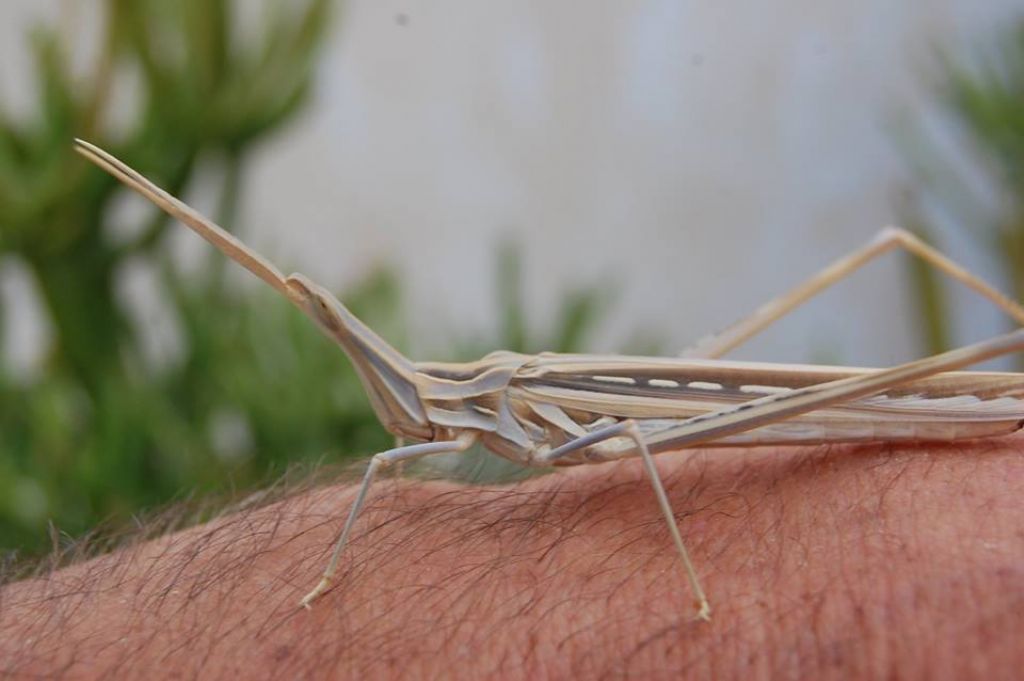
left=75, top=139, right=1024, bottom=621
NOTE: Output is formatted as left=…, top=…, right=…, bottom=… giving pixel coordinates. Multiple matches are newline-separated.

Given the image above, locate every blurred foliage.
left=0, top=2, right=619, bottom=558
left=899, top=21, right=1024, bottom=363
left=0, top=0, right=338, bottom=556
left=461, top=241, right=615, bottom=357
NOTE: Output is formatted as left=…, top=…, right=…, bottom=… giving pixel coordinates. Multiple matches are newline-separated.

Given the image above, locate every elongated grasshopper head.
left=74, top=140, right=433, bottom=442
left=283, top=274, right=432, bottom=440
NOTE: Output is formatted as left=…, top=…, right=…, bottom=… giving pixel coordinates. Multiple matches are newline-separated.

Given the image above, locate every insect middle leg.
left=541, top=422, right=712, bottom=621
left=300, top=433, right=477, bottom=609
left=682, top=227, right=1024, bottom=359
left=540, top=325, right=1024, bottom=621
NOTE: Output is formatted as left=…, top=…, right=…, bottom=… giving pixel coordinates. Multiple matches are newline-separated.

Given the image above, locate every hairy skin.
left=1, top=441, right=1022, bottom=680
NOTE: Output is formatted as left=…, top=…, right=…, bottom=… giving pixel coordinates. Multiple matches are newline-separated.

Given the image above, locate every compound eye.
left=312, top=295, right=340, bottom=331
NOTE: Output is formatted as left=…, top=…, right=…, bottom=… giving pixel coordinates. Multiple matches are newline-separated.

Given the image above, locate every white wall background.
left=2, top=0, right=1023, bottom=371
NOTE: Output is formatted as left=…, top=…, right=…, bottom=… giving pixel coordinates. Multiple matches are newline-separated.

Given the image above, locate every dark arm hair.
left=2, top=440, right=1023, bottom=679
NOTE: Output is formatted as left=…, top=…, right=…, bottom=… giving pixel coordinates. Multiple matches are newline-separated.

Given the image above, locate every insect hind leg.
left=682, top=227, right=1024, bottom=359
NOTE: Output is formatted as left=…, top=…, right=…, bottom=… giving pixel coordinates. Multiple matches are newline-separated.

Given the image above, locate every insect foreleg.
left=393, top=436, right=406, bottom=477
left=541, top=421, right=712, bottom=621
left=683, top=227, right=1024, bottom=359
left=300, top=433, right=477, bottom=609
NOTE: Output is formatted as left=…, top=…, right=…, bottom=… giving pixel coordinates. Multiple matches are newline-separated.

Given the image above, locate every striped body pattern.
left=418, top=354, right=1024, bottom=466
left=74, top=138, right=1024, bottom=618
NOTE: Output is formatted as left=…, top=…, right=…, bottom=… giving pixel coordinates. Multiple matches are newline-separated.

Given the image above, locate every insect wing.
left=510, top=354, right=1024, bottom=456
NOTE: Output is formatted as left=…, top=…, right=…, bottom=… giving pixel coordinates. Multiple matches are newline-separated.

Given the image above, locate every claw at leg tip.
left=695, top=599, right=712, bottom=622
left=299, top=577, right=331, bottom=610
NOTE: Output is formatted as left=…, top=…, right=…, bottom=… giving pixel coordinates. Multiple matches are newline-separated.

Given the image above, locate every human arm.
left=2, top=440, right=1022, bottom=679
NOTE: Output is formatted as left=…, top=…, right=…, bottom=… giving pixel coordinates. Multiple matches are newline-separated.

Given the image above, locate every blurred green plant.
left=898, top=22, right=1024, bottom=362
left=0, top=2, right=622, bottom=558
left=0, top=0, right=337, bottom=556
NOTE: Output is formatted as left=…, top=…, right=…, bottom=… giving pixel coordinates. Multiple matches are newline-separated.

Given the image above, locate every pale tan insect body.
left=75, top=140, right=1024, bottom=622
